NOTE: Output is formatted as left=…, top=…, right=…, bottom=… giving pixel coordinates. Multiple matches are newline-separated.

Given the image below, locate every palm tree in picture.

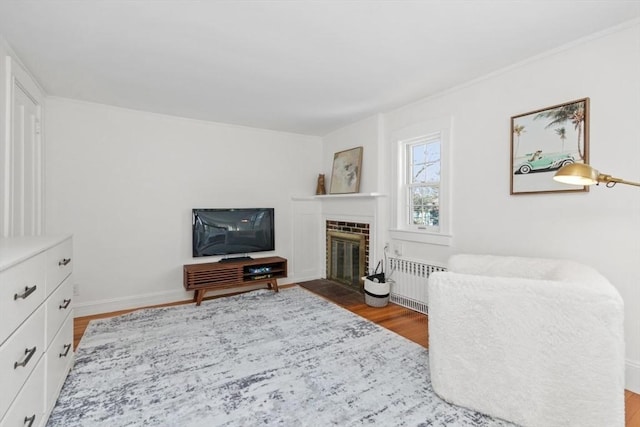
left=513, top=124, right=525, bottom=158
left=570, top=107, right=585, bottom=159
left=555, top=127, right=567, bottom=153
left=534, top=101, right=586, bottom=160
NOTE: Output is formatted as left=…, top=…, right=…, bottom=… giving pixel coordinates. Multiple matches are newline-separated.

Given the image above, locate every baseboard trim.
left=73, top=282, right=279, bottom=317
left=290, top=274, right=322, bottom=283
left=627, top=359, right=640, bottom=394
left=73, top=289, right=192, bottom=317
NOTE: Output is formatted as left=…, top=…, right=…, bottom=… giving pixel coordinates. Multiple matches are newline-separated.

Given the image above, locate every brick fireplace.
left=326, top=220, right=370, bottom=291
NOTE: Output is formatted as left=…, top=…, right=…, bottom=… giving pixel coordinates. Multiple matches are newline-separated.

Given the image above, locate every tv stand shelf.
left=183, top=256, right=287, bottom=305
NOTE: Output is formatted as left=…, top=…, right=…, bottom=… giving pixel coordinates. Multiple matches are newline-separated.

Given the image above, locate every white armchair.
left=428, top=254, right=625, bottom=427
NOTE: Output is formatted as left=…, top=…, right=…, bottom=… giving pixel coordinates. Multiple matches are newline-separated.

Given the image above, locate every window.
left=405, top=135, right=441, bottom=231
left=391, top=117, right=451, bottom=246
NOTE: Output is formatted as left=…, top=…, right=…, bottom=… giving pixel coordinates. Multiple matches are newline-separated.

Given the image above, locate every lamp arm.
left=597, top=174, right=640, bottom=187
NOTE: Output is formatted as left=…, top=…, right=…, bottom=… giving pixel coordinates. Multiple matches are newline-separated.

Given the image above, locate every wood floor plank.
left=72, top=279, right=639, bottom=426
left=627, top=390, right=640, bottom=427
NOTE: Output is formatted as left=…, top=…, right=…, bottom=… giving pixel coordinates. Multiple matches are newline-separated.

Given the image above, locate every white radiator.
left=387, top=257, right=447, bottom=314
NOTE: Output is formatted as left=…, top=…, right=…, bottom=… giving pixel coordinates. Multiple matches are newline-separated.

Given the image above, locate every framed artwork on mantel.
left=329, top=146, right=363, bottom=194
left=510, top=97, right=590, bottom=195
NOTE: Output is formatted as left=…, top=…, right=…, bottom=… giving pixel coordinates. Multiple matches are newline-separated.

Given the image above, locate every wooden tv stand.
left=183, top=256, right=287, bottom=305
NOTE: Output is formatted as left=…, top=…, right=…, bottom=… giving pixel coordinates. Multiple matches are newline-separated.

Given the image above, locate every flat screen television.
left=192, top=208, right=275, bottom=258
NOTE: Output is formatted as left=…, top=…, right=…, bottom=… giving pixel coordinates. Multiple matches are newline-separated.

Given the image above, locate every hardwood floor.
left=628, top=390, right=640, bottom=427
left=73, top=280, right=639, bottom=427
left=299, top=279, right=429, bottom=347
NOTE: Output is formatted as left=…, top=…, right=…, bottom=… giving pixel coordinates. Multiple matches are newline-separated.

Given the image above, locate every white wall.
left=0, top=37, right=47, bottom=238
left=325, top=21, right=640, bottom=392
left=322, top=114, right=382, bottom=194
left=0, top=39, right=9, bottom=234
left=45, top=98, right=322, bottom=315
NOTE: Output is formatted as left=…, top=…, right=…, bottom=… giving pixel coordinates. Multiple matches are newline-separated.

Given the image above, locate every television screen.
left=192, top=208, right=275, bottom=258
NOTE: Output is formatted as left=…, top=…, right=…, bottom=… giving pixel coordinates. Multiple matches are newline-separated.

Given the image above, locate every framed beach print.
left=510, top=98, right=590, bottom=195
left=329, top=146, right=363, bottom=194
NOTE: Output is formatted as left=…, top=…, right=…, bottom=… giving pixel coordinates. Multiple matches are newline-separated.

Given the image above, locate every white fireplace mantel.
left=291, top=192, right=386, bottom=284
left=291, top=192, right=386, bottom=201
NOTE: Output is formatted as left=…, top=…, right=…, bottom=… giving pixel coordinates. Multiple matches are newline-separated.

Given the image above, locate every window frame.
left=390, top=117, right=452, bottom=246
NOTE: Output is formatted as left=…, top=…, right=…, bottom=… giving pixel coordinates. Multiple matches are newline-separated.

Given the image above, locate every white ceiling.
left=0, top=1, right=639, bottom=136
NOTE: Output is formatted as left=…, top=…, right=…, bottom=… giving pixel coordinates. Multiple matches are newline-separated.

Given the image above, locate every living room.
left=1, top=2, right=639, bottom=426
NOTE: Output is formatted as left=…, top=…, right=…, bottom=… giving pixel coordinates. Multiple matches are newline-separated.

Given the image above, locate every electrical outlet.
left=73, top=283, right=80, bottom=296
left=393, top=243, right=403, bottom=257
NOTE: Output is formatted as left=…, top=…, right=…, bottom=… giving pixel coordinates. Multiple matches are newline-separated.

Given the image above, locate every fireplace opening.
left=326, top=221, right=369, bottom=292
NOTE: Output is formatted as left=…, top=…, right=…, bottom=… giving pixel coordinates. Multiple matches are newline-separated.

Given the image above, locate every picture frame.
left=510, top=98, right=590, bottom=195
left=329, top=146, right=363, bottom=194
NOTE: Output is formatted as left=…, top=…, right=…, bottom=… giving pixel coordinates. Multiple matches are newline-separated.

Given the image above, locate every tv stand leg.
left=194, top=289, right=205, bottom=306
left=267, top=279, right=279, bottom=293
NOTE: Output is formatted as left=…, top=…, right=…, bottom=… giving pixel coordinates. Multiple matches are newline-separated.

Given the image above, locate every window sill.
left=389, top=229, right=452, bottom=246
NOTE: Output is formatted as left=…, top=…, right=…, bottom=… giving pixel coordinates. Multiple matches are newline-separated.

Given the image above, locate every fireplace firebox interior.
left=326, top=221, right=369, bottom=291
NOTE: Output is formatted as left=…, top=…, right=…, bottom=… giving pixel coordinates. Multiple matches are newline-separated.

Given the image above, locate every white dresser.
left=0, top=236, right=74, bottom=427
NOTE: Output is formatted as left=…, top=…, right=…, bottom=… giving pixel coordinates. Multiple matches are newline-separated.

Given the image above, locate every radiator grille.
left=387, top=257, right=447, bottom=314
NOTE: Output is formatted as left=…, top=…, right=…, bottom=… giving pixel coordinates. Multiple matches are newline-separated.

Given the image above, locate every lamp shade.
left=553, top=163, right=600, bottom=186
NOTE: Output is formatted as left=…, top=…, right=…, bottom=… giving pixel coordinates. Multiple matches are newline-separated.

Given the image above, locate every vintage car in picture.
left=514, top=151, right=575, bottom=174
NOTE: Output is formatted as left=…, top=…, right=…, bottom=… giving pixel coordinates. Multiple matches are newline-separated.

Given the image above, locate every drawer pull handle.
left=14, top=285, right=37, bottom=300
left=59, top=343, right=72, bottom=358
left=24, top=415, right=36, bottom=427
left=14, top=346, right=37, bottom=369
left=59, top=298, right=71, bottom=309
left=58, top=258, right=71, bottom=266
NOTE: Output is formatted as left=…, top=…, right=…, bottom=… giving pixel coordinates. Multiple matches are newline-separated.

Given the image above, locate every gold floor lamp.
left=554, top=163, right=640, bottom=188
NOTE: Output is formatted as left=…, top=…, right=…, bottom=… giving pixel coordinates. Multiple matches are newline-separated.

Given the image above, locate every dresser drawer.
left=45, top=314, right=74, bottom=413
left=45, top=276, right=73, bottom=347
left=45, top=238, right=73, bottom=297
left=0, top=357, right=45, bottom=427
left=0, top=305, right=45, bottom=420
left=0, top=254, right=46, bottom=346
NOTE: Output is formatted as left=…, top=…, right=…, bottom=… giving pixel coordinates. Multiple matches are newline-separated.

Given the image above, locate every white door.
left=2, top=56, right=43, bottom=237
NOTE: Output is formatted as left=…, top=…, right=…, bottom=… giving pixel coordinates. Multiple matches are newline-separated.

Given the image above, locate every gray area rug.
left=48, top=287, right=515, bottom=426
